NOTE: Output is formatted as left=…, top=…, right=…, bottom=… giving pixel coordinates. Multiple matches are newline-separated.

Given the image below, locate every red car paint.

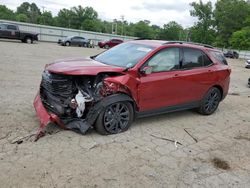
left=34, top=40, right=231, bottom=138
left=47, top=57, right=124, bottom=75
left=98, top=39, right=123, bottom=48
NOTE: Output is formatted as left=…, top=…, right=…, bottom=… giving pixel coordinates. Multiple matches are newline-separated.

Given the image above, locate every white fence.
left=0, top=19, right=136, bottom=45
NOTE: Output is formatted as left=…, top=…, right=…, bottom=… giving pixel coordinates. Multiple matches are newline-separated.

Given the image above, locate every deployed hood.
left=46, top=57, right=124, bottom=75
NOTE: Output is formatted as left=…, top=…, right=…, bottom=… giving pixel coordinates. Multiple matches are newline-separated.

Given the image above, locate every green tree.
left=190, top=0, right=215, bottom=44
left=38, top=11, right=54, bottom=25
left=214, top=0, right=250, bottom=47
left=158, top=21, right=183, bottom=40
left=16, top=13, right=28, bottom=22
left=55, top=8, right=74, bottom=28
left=16, top=2, right=41, bottom=23
left=230, top=27, right=250, bottom=50
left=133, top=20, right=153, bottom=39
left=0, top=5, right=15, bottom=20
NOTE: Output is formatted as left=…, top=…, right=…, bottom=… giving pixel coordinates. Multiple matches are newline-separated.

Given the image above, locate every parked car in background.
left=98, top=39, right=123, bottom=49
left=0, top=23, right=38, bottom=43
left=245, top=59, right=250, bottom=68
left=248, top=78, right=250, bottom=87
left=34, top=40, right=231, bottom=137
left=224, top=50, right=239, bottom=59
left=60, top=36, right=90, bottom=47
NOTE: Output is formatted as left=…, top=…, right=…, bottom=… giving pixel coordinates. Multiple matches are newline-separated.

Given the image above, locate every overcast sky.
left=1, top=0, right=217, bottom=27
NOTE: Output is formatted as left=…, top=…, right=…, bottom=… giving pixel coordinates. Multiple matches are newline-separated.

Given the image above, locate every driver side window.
left=147, top=48, right=180, bottom=73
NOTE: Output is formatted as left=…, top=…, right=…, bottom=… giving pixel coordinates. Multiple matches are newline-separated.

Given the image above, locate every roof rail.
left=163, top=41, right=214, bottom=49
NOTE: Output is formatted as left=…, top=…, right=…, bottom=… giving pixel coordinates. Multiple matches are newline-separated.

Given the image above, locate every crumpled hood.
left=46, top=57, right=124, bottom=75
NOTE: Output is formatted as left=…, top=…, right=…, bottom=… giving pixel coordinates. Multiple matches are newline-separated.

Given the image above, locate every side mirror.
left=140, top=66, right=152, bottom=75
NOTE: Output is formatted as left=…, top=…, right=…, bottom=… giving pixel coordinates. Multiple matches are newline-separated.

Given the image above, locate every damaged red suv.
left=34, top=40, right=231, bottom=136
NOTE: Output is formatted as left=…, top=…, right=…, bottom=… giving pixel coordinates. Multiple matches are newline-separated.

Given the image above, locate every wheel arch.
left=86, top=93, right=137, bottom=125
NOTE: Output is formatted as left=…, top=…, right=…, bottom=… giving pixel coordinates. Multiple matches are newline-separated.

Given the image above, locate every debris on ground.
left=150, top=134, right=182, bottom=146
left=11, top=133, right=36, bottom=144
left=234, top=135, right=250, bottom=142
left=228, top=92, right=240, bottom=96
left=184, top=128, right=198, bottom=143
left=211, top=157, right=231, bottom=170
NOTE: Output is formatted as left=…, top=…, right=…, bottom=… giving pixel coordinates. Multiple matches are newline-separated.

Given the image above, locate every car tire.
left=104, top=44, right=109, bottom=49
left=25, top=37, right=33, bottom=44
left=95, top=101, right=134, bottom=135
left=198, top=87, right=222, bottom=115
left=65, top=42, right=70, bottom=46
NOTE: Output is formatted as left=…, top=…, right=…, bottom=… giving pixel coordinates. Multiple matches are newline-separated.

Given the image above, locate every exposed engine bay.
left=40, top=70, right=129, bottom=134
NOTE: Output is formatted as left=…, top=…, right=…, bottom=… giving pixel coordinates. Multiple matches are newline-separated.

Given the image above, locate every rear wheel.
left=95, top=101, right=134, bottom=135
left=198, top=87, right=221, bottom=115
left=25, top=37, right=33, bottom=44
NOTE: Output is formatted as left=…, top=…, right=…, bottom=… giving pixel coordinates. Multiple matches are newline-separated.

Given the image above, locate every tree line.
left=0, top=0, right=249, bottom=49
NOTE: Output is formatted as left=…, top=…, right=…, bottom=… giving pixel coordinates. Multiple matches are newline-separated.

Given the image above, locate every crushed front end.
left=34, top=70, right=129, bottom=140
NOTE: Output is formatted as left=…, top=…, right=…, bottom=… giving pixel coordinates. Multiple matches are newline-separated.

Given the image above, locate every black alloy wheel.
left=198, top=87, right=221, bottom=115
left=95, top=101, right=133, bottom=135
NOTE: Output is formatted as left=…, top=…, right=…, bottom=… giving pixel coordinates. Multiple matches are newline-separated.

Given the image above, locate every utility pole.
left=121, top=15, right=124, bottom=36
left=112, top=19, right=117, bottom=34
left=41, top=6, right=45, bottom=24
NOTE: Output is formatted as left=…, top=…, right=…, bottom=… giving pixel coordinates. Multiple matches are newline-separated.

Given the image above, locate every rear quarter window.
left=210, top=51, right=228, bottom=65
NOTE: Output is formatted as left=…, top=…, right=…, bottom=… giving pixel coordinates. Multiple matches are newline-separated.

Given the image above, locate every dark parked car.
left=245, top=59, right=250, bottom=68
left=34, top=40, right=231, bottom=139
left=0, top=23, right=38, bottom=43
left=60, top=36, right=90, bottom=47
left=224, top=51, right=239, bottom=59
left=98, top=39, right=123, bottom=48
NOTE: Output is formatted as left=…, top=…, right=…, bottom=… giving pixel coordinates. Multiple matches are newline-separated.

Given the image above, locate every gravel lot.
left=0, top=40, right=250, bottom=188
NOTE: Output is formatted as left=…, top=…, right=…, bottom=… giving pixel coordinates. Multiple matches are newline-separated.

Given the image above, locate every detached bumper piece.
left=34, top=94, right=91, bottom=141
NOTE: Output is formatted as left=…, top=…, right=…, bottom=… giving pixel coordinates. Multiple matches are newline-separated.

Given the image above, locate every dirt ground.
left=0, top=40, right=250, bottom=188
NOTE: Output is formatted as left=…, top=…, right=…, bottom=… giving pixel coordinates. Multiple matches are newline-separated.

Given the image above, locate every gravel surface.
left=0, top=40, right=250, bottom=188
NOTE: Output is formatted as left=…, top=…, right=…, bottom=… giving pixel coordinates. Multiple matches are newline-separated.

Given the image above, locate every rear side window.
left=7, top=25, right=17, bottom=30
left=182, top=48, right=213, bottom=69
left=210, top=51, right=228, bottom=65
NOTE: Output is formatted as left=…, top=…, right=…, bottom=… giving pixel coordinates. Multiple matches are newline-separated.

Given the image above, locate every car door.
left=71, top=37, right=78, bottom=46
left=177, top=47, right=217, bottom=102
left=138, top=47, right=185, bottom=111
left=110, top=39, right=120, bottom=47
left=6, top=25, right=19, bottom=39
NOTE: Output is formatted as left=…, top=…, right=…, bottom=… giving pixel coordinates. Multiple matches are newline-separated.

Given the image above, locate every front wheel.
left=95, top=101, right=134, bottom=135
left=198, top=87, right=221, bottom=115
left=65, top=42, right=70, bottom=46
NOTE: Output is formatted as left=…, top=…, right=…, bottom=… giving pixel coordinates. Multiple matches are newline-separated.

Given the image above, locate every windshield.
left=94, top=43, right=154, bottom=68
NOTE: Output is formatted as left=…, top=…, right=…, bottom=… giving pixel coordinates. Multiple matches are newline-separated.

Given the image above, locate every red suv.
left=98, top=39, right=123, bottom=49
left=34, top=40, right=231, bottom=137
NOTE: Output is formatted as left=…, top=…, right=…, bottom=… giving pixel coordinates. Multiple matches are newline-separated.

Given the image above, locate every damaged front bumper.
left=34, top=93, right=91, bottom=140
left=34, top=93, right=67, bottom=140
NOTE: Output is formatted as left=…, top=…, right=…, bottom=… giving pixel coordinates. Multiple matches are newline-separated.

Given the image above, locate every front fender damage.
left=34, top=72, right=135, bottom=140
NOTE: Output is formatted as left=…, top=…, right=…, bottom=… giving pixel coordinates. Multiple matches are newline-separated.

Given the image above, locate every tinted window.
left=182, top=48, right=203, bottom=68
left=147, top=48, right=180, bottom=73
left=182, top=48, right=212, bottom=69
left=7, top=25, right=17, bottom=30
left=210, top=51, right=228, bottom=65
left=203, top=53, right=213, bottom=66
